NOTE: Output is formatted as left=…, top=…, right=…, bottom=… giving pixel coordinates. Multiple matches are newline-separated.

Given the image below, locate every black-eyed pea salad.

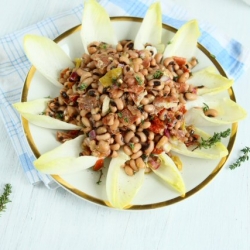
left=13, top=0, right=247, bottom=209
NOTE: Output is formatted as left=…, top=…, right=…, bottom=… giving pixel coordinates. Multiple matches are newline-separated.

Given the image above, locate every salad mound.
left=14, top=0, right=247, bottom=209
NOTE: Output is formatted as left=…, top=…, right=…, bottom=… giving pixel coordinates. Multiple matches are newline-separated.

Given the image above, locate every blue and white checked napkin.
left=0, top=0, right=250, bottom=188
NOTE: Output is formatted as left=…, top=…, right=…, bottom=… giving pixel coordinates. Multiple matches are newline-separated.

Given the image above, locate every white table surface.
left=1, top=0, right=250, bottom=249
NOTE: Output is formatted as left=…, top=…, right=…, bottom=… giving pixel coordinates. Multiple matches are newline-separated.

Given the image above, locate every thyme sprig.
left=203, top=103, right=210, bottom=112
left=0, top=184, right=12, bottom=215
left=193, top=128, right=231, bottom=151
left=229, top=146, right=250, bottom=170
left=198, top=128, right=231, bottom=149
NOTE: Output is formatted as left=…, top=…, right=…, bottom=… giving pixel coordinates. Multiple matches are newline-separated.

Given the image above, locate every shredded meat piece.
left=77, top=95, right=100, bottom=112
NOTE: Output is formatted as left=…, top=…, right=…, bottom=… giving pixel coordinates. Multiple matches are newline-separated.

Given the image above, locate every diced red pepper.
left=152, top=148, right=164, bottom=154
left=173, top=56, right=187, bottom=66
left=149, top=116, right=165, bottom=134
left=93, top=159, right=104, bottom=171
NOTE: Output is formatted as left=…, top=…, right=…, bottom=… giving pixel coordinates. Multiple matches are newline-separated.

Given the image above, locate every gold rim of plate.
left=22, top=17, right=237, bottom=210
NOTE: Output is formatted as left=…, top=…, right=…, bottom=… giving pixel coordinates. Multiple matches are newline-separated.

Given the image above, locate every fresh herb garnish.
left=78, top=83, right=87, bottom=90
left=129, top=143, right=135, bottom=150
left=118, top=112, right=123, bottom=118
left=203, top=103, right=210, bottom=112
left=56, top=112, right=64, bottom=119
left=167, top=41, right=172, bottom=45
left=0, top=184, right=12, bottom=215
left=96, top=170, right=104, bottom=185
left=39, top=111, right=45, bottom=115
left=229, top=146, right=250, bottom=170
left=196, top=128, right=231, bottom=150
left=135, top=76, right=143, bottom=85
left=124, top=117, right=129, bottom=123
left=153, top=70, right=163, bottom=79
left=99, top=43, right=107, bottom=49
left=173, top=76, right=179, bottom=82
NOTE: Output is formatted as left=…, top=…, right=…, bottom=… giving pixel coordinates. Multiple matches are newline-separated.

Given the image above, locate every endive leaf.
left=187, top=67, right=234, bottom=95
left=163, top=19, right=201, bottom=59
left=81, top=0, right=118, bottom=53
left=13, top=98, right=81, bottom=130
left=134, top=2, right=162, bottom=50
left=169, top=127, right=228, bottom=159
left=23, top=35, right=74, bottom=87
left=148, top=153, right=185, bottom=196
left=185, top=97, right=247, bottom=126
left=34, top=135, right=99, bottom=174
left=106, top=150, right=144, bottom=209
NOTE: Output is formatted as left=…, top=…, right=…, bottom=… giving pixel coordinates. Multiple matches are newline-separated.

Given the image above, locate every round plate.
left=22, top=17, right=237, bottom=210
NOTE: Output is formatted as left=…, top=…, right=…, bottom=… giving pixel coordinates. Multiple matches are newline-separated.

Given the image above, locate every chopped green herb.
left=153, top=70, right=163, bottom=79
left=56, top=112, right=64, bottom=119
left=229, top=146, right=250, bottom=170
left=124, top=117, right=129, bottom=123
left=129, top=143, right=135, bottom=150
left=173, top=76, right=179, bottom=82
left=167, top=41, right=172, bottom=45
left=0, top=184, right=12, bottom=215
left=203, top=103, right=210, bottom=112
left=39, top=112, right=45, bottom=115
left=44, top=95, right=51, bottom=98
left=78, top=83, right=87, bottom=90
left=99, top=43, right=108, bottom=49
left=112, top=77, right=117, bottom=84
left=118, top=112, right=123, bottom=118
left=135, top=76, right=143, bottom=85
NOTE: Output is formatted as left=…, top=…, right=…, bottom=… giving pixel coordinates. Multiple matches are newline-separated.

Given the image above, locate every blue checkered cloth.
left=0, top=0, right=250, bottom=187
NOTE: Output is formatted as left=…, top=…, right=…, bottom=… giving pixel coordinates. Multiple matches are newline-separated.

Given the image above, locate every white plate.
left=22, top=17, right=237, bottom=210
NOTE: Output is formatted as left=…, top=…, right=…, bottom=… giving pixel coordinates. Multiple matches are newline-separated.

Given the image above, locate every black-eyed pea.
left=124, top=131, right=135, bottom=143
left=129, top=159, right=138, bottom=172
left=135, top=157, right=146, bottom=169
left=179, top=94, right=186, bottom=104
left=123, top=145, right=133, bottom=156
left=127, top=124, right=136, bottom=132
left=163, top=57, right=174, bottom=67
left=96, top=126, right=107, bottom=135
left=132, top=143, right=142, bottom=153
left=144, top=104, right=155, bottom=114
left=131, top=150, right=143, bottom=160
left=144, top=141, right=154, bottom=155
left=156, top=136, right=168, bottom=149
left=91, top=107, right=100, bottom=115
left=150, top=58, right=157, bottom=67
left=116, top=43, right=123, bottom=52
left=115, top=133, right=125, bottom=145
left=81, top=117, right=91, bottom=127
left=140, top=121, right=151, bottom=129
left=92, top=114, right=101, bottom=121
left=119, top=55, right=130, bottom=65
left=114, top=98, right=124, bottom=110
left=95, top=121, right=103, bottom=128
left=97, top=140, right=110, bottom=152
left=154, top=53, right=163, bottom=64
left=204, top=109, right=219, bottom=117
left=141, top=98, right=149, bottom=105
left=131, top=136, right=140, bottom=143
left=124, top=165, right=134, bottom=176
left=140, top=68, right=148, bottom=76
left=96, top=133, right=111, bottom=141
left=148, top=131, right=154, bottom=141
left=136, top=132, right=147, bottom=143
left=185, top=92, right=197, bottom=101
left=110, top=143, right=120, bottom=151
left=178, top=72, right=190, bottom=83
left=110, top=118, right=120, bottom=131
left=110, top=151, right=118, bottom=158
